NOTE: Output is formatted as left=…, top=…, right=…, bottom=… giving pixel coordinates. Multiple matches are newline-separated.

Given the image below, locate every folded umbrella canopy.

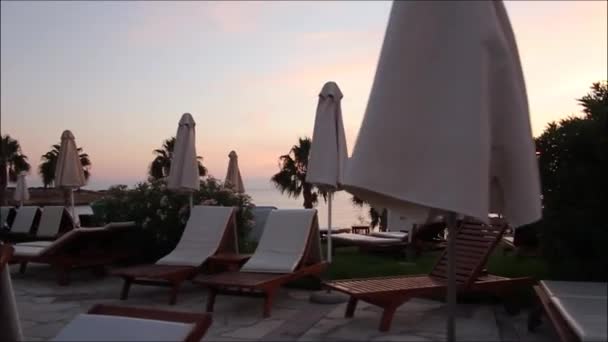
left=13, top=171, right=30, bottom=206
left=306, top=81, right=348, bottom=264
left=55, top=130, right=86, bottom=227
left=167, top=113, right=200, bottom=208
left=342, top=2, right=541, bottom=341
left=225, top=151, right=245, bottom=194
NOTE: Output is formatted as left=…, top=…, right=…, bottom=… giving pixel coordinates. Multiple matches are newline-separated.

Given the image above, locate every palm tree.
left=0, top=135, right=31, bottom=205
left=38, top=144, right=92, bottom=188
left=351, top=195, right=387, bottom=231
left=271, top=137, right=326, bottom=209
left=148, top=137, right=207, bottom=180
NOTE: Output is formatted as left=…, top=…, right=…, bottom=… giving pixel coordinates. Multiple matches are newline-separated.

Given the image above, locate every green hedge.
left=92, top=177, right=254, bottom=263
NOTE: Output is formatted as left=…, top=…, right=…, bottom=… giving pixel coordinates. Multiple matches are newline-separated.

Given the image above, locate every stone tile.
left=221, top=319, right=285, bottom=339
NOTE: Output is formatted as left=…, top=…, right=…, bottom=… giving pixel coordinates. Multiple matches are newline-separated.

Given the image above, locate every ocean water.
left=247, top=184, right=372, bottom=229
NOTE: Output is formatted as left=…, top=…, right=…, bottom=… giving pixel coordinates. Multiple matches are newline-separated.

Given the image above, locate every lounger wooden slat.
left=194, top=209, right=327, bottom=318
left=111, top=206, right=238, bottom=305
left=325, top=219, right=535, bottom=331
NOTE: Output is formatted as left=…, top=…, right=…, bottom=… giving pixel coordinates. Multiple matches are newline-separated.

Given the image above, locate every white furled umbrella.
left=225, top=151, right=245, bottom=193
left=342, top=2, right=541, bottom=341
left=167, top=113, right=199, bottom=208
left=306, top=81, right=348, bottom=264
left=55, top=130, right=86, bottom=227
left=13, top=172, right=30, bottom=206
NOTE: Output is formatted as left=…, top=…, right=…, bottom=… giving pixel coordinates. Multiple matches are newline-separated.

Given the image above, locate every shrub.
left=531, top=81, right=608, bottom=281
left=92, top=177, right=254, bottom=263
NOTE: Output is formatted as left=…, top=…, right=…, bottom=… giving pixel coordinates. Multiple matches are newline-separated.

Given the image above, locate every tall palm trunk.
left=302, top=183, right=314, bottom=209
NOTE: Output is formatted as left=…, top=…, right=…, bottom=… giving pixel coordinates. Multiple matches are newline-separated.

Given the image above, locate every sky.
left=1, top=1, right=606, bottom=190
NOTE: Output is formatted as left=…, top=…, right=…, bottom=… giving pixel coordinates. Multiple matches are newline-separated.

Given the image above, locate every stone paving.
left=10, top=263, right=554, bottom=341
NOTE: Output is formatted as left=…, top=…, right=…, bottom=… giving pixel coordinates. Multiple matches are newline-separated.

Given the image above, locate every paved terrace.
left=10, top=264, right=553, bottom=341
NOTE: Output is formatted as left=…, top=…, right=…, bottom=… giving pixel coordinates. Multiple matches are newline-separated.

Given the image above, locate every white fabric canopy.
left=342, top=2, right=541, bottom=340
left=225, top=151, right=245, bottom=193
left=55, top=130, right=86, bottom=189
left=13, top=172, right=29, bottom=203
left=306, top=81, right=348, bottom=190
left=343, top=1, right=541, bottom=228
left=167, top=113, right=199, bottom=192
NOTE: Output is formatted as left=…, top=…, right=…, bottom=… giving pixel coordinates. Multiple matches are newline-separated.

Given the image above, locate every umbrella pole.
left=446, top=212, right=457, bottom=342
left=327, top=191, right=333, bottom=263
left=189, top=193, right=193, bottom=209
left=70, top=189, right=77, bottom=228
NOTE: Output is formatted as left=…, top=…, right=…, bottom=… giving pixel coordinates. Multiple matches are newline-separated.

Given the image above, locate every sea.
left=246, top=183, right=372, bottom=229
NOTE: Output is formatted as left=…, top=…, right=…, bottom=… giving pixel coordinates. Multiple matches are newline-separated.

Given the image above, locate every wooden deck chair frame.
left=195, top=213, right=328, bottom=318
left=324, top=220, right=535, bottom=332
left=10, top=222, right=136, bottom=285
left=111, top=211, right=238, bottom=305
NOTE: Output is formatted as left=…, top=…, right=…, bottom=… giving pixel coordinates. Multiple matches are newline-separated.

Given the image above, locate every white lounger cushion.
left=541, top=280, right=607, bottom=299
left=552, top=297, right=607, bottom=342
left=17, top=241, right=54, bottom=248
left=12, top=245, right=45, bottom=257
left=540, top=280, right=608, bottom=342
left=10, top=206, right=38, bottom=234
left=157, top=206, right=234, bottom=267
left=333, top=232, right=402, bottom=244
left=37, top=206, right=67, bottom=238
left=241, top=209, right=316, bottom=274
left=52, top=314, right=193, bottom=341
left=370, top=231, right=408, bottom=240
left=1, top=207, right=12, bottom=226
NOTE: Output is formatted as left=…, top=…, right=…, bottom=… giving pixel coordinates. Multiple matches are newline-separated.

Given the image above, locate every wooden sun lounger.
left=324, top=220, right=535, bottom=331
left=194, top=209, right=328, bottom=317
left=53, top=304, right=213, bottom=342
left=10, top=222, right=136, bottom=285
left=528, top=281, right=607, bottom=342
left=1, top=206, right=16, bottom=229
left=111, top=206, right=238, bottom=305
left=2, top=245, right=213, bottom=342
left=0, top=206, right=41, bottom=243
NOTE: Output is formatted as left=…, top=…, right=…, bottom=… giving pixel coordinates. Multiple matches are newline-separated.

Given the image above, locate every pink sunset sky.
left=1, top=1, right=606, bottom=190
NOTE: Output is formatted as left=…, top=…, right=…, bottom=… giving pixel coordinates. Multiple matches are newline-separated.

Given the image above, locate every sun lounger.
left=52, top=304, right=212, bottom=342
left=324, top=220, right=534, bottom=331
left=0, top=206, right=41, bottom=242
left=1, top=206, right=16, bottom=229
left=10, top=222, right=136, bottom=285
left=1, top=244, right=212, bottom=342
left=194, top=209, right=327, bottom=317
left=111, top=206, right=238, bottom=305
left=529, top=280, right=607, bottom=342
left=35, top=206, right=74, bottom=239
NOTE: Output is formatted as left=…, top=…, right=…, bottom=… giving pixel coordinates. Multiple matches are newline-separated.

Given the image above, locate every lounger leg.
left=120, top=278, right=132, bottom=300
left=169, top=282, right=181, bottom=305
left=379, top=305, right=398, bottom=332
left=263, top=289, right=276, bottom=318
left=206, top=288, right=217, bottom=313
left=345, top=297, right=358, bottom=318
left=19, top=262, right=27, bottom=274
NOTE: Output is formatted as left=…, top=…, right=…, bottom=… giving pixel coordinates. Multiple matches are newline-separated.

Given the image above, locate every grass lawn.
left=289, top=244, right=548, bottom=306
